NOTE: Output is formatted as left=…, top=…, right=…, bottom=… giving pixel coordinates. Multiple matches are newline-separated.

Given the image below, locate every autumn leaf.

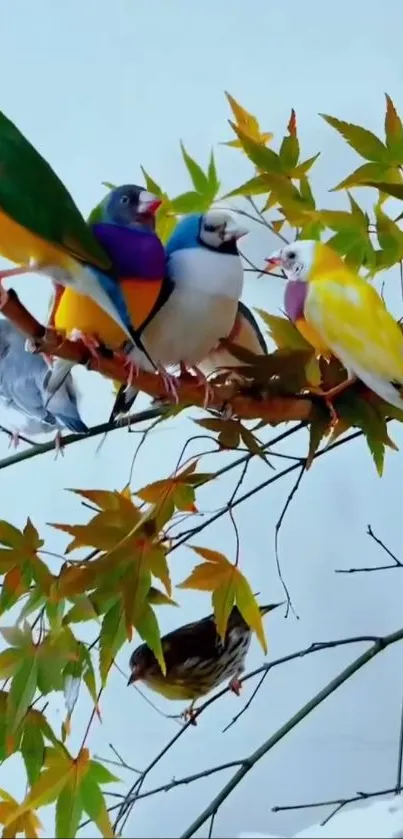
left=321, top=113, right=389, bottom=162
left=178, top=547, right=267, bottom=652
left=254, top=309, right=311, bottom=351
left=135, top=461, right=213, bottom=524
left=224, top=92, right=273, bottom=148
left=384, top=94, right=403, bottom=163
left=279, top=109, right=300, bottom=171
left=0, top=788, right=42, bottom=839
left=5, top=746, right=117, bottom=838
left=375, top=205, right=403, bottom=266
left=99, top=600, right=126, bottom=684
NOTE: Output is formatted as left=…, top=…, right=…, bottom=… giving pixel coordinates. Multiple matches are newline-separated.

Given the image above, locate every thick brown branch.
left=1, top=287, right=317, bottom=423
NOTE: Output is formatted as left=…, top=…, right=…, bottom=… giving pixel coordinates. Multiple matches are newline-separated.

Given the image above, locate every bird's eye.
left=203, top=223, right=218, bottom=233
left=120, top=195, right=130, bottom=205
left=287, top=251, right=296, bottom=260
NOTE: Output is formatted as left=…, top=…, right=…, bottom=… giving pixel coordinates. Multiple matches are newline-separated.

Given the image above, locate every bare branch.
left=272, top=787, right=396, bottom=814
left=0, top=406, right=167, bottom=471
left=274, top=463, right=305, bottom=617
left=335, top=524, right=403, bottom=574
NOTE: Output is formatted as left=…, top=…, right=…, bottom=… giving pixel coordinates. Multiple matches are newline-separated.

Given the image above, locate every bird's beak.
left=223, top=223, right=249, bottom=242
left=127, top=670, right=137, bottom=686
left=138, top=190, right=162, bottom=216
left=264, top=250, right=283, bottom=273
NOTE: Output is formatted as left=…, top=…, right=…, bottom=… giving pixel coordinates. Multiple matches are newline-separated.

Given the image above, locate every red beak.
left=147, top=198, right=162, bottom=215
left=265, top=256, right=282, bottom=268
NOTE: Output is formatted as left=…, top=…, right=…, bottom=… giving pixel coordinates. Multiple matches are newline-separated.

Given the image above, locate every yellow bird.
left=266, top=240, right=403, bottom=409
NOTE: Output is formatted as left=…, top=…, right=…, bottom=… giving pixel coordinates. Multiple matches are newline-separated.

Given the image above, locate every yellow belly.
left=0, top=207, right=72, bottom=269
left=54, top=277, right=164, bottom=349
left=144, top=673, right=212, bottom=701
left=295, top=317, right=331, bottom=357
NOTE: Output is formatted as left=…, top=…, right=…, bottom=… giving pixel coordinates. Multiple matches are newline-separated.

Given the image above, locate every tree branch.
left=0, top=406, right=167, bottom=470
left=0, top=287, right=316, bottom=424
left=179, top=628, right=403, bottom=838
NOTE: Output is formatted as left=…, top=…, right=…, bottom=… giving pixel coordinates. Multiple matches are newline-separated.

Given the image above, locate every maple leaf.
left=5, top=746, right=118, bottom=838
left=178, top=547, right=267, bottom=653
left=135, top=460, right=213, bottom=526
left=0, top=518, right=51, bottom=616
left=0, top=788, right=42, bottom=839
left=223, top=92, right=273, bottom=148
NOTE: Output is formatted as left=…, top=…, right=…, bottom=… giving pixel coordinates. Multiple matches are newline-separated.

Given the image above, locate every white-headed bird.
left=266, top=240, right=403, bottom=411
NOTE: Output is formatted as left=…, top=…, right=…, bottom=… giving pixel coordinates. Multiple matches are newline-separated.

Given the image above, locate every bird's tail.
left=53, top=413, right=88, bottom=434
left=109, top=383, right=139, bottom=423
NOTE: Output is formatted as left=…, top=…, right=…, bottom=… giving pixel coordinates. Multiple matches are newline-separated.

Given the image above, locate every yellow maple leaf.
left=178, top=546, right=267, bottom=652
left=224, top=91, right=273, bottom=148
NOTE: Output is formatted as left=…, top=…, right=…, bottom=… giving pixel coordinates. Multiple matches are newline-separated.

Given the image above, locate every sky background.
left=0, top=1, right=403, bottom=837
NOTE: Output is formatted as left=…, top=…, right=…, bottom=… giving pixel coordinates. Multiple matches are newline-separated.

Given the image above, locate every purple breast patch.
left=284, top=279, right=307, bottom=322
left=92, top=223, right=166, bottom=279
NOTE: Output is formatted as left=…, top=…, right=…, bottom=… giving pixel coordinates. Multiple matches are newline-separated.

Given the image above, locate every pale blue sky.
left=1, top=1, right=403, bottom=838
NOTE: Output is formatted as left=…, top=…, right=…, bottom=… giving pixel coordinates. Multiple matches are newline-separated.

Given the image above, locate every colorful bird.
left=146, top=301, right=267, bottom=412
left=0, top=109, right=158, bottom=366
left=0, top=318, right=87, bottom=449
left=127, top=602, right=281, bottom=716
left=46, top=184, right=165, bottom=392
left=110, top=209, right=248, bottom=419
left=266, top=240, right=403, bottom=411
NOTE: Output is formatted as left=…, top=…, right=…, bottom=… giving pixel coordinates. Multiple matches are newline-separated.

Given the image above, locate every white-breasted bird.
left=110, top=209, right=248, bottom=419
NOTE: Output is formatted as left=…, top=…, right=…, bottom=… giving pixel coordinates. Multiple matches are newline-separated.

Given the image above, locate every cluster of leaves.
left=127, top=91, right=403, bottom=475
left=0, top=463, right=267, bottom=836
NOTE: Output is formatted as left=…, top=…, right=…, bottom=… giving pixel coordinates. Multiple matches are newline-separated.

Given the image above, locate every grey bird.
left=0, top=318, right=88, bottom=448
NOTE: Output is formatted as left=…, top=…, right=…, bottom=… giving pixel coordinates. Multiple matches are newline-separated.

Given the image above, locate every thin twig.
left=396, top=697, right=403, bottom=794
left=272, top=786, right=396, bottom=814
left=274, top=463, right=305, bottom=618
left=170, top=429, right=363, bottom=556
left=335, top=524, right=403, bottom=574
left=0, top=407, right=168, bottom=471
left=367, top=525, right=402, bottom=566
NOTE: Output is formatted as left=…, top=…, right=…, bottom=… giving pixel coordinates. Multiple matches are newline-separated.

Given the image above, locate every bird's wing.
left=304, top=272, right=403, bottom=383
left=161, top=615, right=222, bottom=670
left=0, top=109, right=111, bottom=271
left=0, top=346, right=53, bottom=425
left=42, top=373, right=88, bottom=433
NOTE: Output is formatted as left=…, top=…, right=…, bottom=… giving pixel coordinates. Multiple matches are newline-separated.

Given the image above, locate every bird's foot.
left=54, top=430, right=65, bottom=459
left=190, top=366, right=215, bottom=409
left=159, top=366, right=180, bottom=404
left=0, top=282, right=9, bottom=310
left=8, top=430, right=20, bottom=449
left=309, top=375, right=357, bottom=426
left=182, top=705, right=198, bottom=725
left=228, top=676, right=242, bottom=697
left=124, top=358, right=139, bottom=392
left=68, top=329, right=101, bottom=365
left=0, top=265, right=32, bottom=283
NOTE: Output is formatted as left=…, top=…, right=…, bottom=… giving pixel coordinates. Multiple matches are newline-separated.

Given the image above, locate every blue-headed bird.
left=110, top=209, right=248, bottom=419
